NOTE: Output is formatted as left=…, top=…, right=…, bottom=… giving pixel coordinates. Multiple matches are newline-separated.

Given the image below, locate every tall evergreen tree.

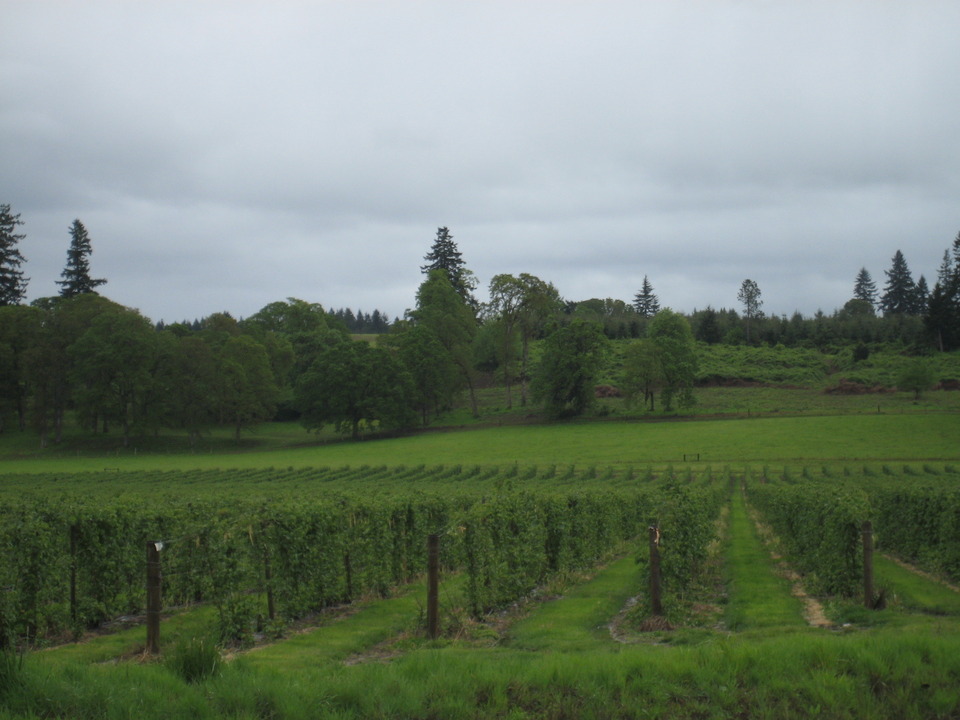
left=937, top=249, right=953, bottom=287
left=0, top=204, right=29, bottom=306
left=852, top=267, right=878, bottom=307
left=421, top=227, right=476, bottom=308
left=879, top=250, right=917, bottom=316
left=925, top=232, right=960, bottom=351
left=633, top=275, right=661, bottom=317
left=914, top=275, right=930, bottom=314
left=57, top=219, right=106, bottom=297
left=737, top=279, right=763, bottom=343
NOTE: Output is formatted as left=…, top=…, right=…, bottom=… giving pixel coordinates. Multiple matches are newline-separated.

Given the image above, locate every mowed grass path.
left=505, top=554, right=640, bottom=652
left=5, top=414, right=958, bottom=473
left=875, top=557, right=960, bottom=616
left=725, top=489, right=806, bottom=630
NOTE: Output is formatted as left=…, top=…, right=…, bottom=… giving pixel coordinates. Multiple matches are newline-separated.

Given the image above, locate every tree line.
left=2, top=208, right=959, bottom=442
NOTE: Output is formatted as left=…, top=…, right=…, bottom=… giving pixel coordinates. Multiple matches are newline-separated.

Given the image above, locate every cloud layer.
left=3, top=2, right=958, bottom=323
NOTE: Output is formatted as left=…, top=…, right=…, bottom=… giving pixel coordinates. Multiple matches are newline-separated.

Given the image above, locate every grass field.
left=3, top=393, right=960, bottom=719
left=2, top=412, right=958, bottom=474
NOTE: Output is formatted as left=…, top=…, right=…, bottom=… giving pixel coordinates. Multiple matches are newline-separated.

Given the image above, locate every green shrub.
left=166, top=637, right=222, bottom=684
left=217, top=595, right=257, bottom=648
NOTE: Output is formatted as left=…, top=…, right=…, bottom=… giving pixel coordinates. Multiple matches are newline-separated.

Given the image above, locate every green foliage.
left=0, top=464, right=657, bottom=644
left=463, top=488, right=648, bottom=616
left=532, top=319, right=610, bottom=418
left=296, top=339, right=415, bottom=439
left=420, top=227, right=476, bottom=307
left=749, top=479, right=869, bottom=596
left=411, top=270, right=479, bottom=416
left=216, top=335, right=280, bottom=441
left=646, top=308, right=698, bottom=410
left=861, top=478, right=960, bottom=581
left=695, top=343, right=831, bottom=386
left=896, top=358, right=935, bottom=399
left=650, top=481, right=725, bottom=593
left=69, top=305, right=156, bottom=443
left=216, top=595, right=257, bottom=648
left=620, top=338, right=660, bottom=410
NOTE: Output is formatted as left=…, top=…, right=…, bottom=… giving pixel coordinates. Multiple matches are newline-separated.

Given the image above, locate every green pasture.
left=2, top=412, right=957, bottom=474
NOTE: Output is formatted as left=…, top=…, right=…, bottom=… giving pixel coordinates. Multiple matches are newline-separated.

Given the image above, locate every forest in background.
left=2, top=209, right=960, bottom=445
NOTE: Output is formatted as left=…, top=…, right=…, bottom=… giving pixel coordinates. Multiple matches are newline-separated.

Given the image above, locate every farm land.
left=2, top=346, right=960, bottom=719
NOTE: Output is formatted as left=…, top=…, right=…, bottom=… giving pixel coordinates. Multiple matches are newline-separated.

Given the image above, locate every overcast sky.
left=3, top=2, right=958, bottom=324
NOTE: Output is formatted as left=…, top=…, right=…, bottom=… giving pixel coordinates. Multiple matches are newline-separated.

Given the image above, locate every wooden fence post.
left=264, top=555, right=275, bottom=621
left=69, top=524, right=79, bottom=624
left=649, top=526, right=663, bottom=616
left=343, top=552, right=354, bottom=602
left=427, top=533, right=440, bottom=639
left=146, top=541, right=162, bottom=654
left=862, top=521, right=874, bottom=609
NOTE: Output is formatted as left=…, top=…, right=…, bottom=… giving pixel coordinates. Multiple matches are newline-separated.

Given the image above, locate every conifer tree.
left=926, top=232, right=960, bottom=351
left=421, top=227, right=476, bottom=308
left=0, top=204, right=29, bottom=306
left=633, top=275, right=661, bottom=317
left=879, top=250, right=917, bottom=316
left=914, top=275, right=930, bottom=314
left=57, top=219, right=106, bottom=297
left=852, top=267, right=877, bottom=307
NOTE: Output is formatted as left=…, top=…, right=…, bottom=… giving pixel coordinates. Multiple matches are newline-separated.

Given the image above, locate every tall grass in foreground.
left=5, top=630, right=960, bottom=719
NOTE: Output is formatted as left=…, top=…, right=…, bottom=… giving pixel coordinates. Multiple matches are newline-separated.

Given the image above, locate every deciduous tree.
left=24, top=294, right=118, bottom=446
left=390, top=324, right=458, bottom=425
left=532, top=319, right=609, bottom=418
left=647, top=309, right=698, bottom=411
left=897, top=358, right=934, bottom=400
left=69, top=306, right=155, bottom=445
left=0, top=305, right=40, bottom=431
left=737, top=279, right=763, bottom=343
left=216, top=335, right=279, bottom=442
left=486, top=274, right=525, bottom=408
left=296, top=340, right=414, bottom=439
left=411, top=270, right=479, bottom=416
left=515, top=274, right=561, bottom=405
left=620, top=339, right=662, bottom=411
left=152, top=332, right=218, bottom=445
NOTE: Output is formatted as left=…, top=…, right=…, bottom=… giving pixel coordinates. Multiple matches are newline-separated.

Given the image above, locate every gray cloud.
left=2, top=1, right=958, bottom=323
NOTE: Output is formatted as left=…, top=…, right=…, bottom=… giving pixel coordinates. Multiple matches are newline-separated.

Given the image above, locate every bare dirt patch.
left=823, top=379, right=894, bottom=395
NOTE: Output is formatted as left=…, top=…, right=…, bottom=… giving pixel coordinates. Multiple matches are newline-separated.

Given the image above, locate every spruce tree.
left=633, top=275, right=661, bottom=317
left=926, top=232, right=960, bottom=351
left=0, top=204, right=29, bottom=306
left=852, top=267, right=878, bottom=307
left=937, top=249, right=953, bottom=287
left=58, top=219, right=106, bottom=297
left=421, top=227, right=476, bottom=307
left=914, top=275, right=930, bottom=314
left=879, top=249, right=917, bottom=316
